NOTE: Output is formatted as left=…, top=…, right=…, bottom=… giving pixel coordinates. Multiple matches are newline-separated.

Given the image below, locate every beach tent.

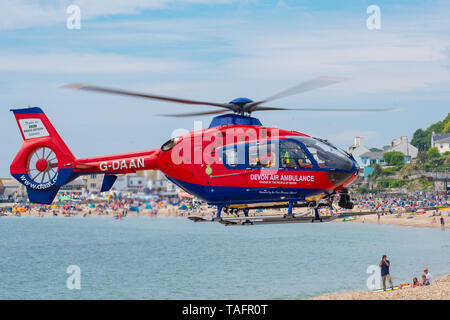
left=58, top=195, right=71, bottom=202
left=145, top=205, right=152, bottom=209
left=180, top=204, right=188, bottom=210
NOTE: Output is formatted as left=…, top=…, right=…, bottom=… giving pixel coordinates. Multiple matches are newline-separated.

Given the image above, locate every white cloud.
left=0, top=0, right=236, bottom=29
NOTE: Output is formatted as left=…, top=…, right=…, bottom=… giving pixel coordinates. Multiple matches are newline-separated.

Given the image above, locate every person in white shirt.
left=424, top=268, right=432, bottom=284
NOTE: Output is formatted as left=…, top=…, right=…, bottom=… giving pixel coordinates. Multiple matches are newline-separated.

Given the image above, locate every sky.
left=1, top=0, right=449, bottom=176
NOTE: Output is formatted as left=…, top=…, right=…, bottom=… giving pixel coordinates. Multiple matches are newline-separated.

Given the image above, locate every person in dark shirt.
left=379, top=254, right=394, bottom=291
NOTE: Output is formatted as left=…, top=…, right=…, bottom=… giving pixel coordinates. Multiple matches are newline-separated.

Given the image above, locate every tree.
left=443, top=121, right=450, bottom=133
left=427, top=147, right=442, bottom=167
left=427, top=147, right=441, bottom=160
left=416, top=151, right=427, bottom=165
left=370, top=147, right=382, bottom=152
left=400, top=163, right=418, bottom=178
left=383, top=151, right=405, bottom=166
left=411, top=129, right=429, bottom=151
left=369, top=163, right=383, bottom=179
left=411, top=113, right=450, bottom=151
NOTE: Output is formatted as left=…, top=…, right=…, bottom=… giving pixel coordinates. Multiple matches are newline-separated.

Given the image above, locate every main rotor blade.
left=157, top=110, right=229, bottom=117
left=246, top=76, right=349, bottom=113
left=254, top=106, right=405, bottom=112
left=62, top=83, right=235, bottom=111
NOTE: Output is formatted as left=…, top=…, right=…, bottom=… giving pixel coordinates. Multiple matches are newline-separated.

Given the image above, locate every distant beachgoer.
left=411, top=277, right=422, bottom=288
left=440, top=216, right=445, bottom=230
left=377, top=212, right=380, bottom=222
left=379, top=254, right=394, bottom=291
left=424, top=268, right=432, bottom=284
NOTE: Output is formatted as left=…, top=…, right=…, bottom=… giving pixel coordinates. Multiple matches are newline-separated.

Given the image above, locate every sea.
left=0, top=215, right=449, bottom=299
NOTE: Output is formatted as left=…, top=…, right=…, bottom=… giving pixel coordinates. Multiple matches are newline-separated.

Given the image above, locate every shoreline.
left=311, top=274, right=450, bottom=300
left=3, top=206, right=449, bottom=229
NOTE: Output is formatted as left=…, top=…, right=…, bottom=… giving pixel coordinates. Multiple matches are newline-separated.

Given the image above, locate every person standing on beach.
left=440, top=216, right=445, bottom=230
left=379, top=255, right=394, bottom=291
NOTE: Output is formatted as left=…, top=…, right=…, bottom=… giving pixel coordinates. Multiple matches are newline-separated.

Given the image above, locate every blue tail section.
left=26, top=187, right=60, bottom=204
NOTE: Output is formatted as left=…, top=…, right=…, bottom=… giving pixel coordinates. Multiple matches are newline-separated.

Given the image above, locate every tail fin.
left=10, top=107, right=77, bottom=204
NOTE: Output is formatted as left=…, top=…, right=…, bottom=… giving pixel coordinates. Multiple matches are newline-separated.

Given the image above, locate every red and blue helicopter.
left=10, top=77, right=400, bottom=224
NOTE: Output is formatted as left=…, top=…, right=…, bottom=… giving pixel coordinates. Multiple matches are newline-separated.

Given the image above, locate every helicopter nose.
left=326, top=157, right=359, bottom=187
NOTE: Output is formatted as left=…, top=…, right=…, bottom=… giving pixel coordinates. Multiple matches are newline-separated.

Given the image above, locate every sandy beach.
left=336, top=209, right=450, bottom=229
left=312, top=275, right=450, bottom=300
left=312, top=207, right=450, bottom=300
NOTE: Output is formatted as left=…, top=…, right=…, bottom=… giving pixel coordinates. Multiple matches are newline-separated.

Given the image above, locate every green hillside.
left=411, top=113, right=450, bottom=151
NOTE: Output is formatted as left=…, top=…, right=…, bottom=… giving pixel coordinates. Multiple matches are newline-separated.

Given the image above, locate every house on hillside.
left=347, top=136, right=370, bottom=168
left=360, top=151, right=386, bottom=167
left=385, top=136, right=418, bottom=161
left=431, top=132, right=450, bottom=154
left=360, top=152, right=386, bottom=177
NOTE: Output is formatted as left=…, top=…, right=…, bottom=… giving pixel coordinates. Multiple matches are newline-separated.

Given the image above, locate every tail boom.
left=10, top=107, right=162, bottom=204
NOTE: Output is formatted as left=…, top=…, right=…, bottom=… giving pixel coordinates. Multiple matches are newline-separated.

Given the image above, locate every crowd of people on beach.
left=353, top=193, right=449, bottom=213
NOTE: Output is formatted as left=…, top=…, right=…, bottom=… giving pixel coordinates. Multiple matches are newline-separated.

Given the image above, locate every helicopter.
left=10, top=77, right=401, bottom=225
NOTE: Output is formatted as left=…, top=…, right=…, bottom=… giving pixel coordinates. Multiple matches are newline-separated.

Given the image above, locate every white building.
left=386, top=136, right=418, bottom=160
left=348, top=136, right=371, bottom=168
left=432, top=132, right=450, bottom=154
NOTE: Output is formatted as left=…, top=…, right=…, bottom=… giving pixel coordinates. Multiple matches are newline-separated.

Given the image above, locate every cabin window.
left=248, top=143, right=277, bottom=168
left=280, top=140, right=313, bottom=169
left=224, top=145, right=246, bottom=167
left=225, top=148, right=238, bottom=167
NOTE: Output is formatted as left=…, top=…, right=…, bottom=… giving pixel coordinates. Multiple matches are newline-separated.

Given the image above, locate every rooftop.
left=433, top=132, right=450, bottom=143
left=360, top=151, right=385, bottom=160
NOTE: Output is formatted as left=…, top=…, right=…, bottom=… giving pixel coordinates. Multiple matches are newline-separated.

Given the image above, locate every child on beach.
left=411, top=277, right=422, bottom=288
left=421, top=274, right=430, bottom=286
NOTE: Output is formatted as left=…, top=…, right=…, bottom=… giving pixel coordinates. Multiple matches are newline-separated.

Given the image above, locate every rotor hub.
left=36, top=158, right=48, bottom=172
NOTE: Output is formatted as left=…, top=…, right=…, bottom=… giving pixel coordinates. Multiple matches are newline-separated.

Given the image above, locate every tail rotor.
left=27, top=147, right=59, bottom=185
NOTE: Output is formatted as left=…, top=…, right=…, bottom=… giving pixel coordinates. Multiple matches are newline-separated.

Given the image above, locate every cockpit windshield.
left=295, top=137, right=354, bottom=171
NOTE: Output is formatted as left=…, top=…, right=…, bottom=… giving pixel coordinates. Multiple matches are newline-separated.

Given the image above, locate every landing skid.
left=188, top=213, right=338, bottom=226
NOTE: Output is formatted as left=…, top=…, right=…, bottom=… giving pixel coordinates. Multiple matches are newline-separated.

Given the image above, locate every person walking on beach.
left=379, top=255, right=394, bottom=291
left=440, top=216, right=445, bottom=230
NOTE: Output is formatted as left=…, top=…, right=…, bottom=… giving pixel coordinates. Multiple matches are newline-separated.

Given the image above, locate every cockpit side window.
left=280, top=140, right=313, bottom=169
left=296, top=137, right=354, bottom=171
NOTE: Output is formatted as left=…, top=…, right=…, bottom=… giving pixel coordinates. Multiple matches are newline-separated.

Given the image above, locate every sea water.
left=0, top=216, right=448, bottom=299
